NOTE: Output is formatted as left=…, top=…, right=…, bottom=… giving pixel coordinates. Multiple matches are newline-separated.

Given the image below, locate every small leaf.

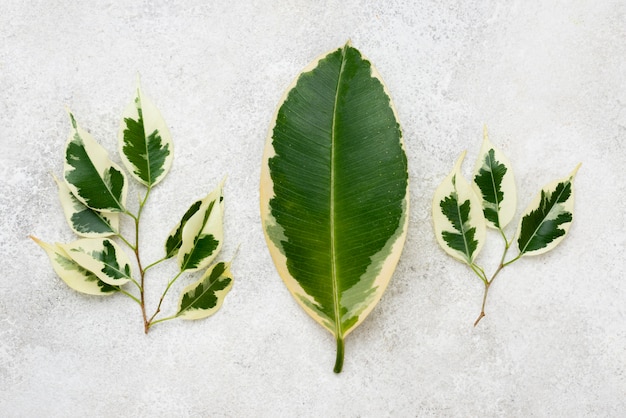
left=64, top=112, right=128, bottom=212
left=61, top=238, right=133, bottom=286
left=54, top=175, right=119, bottom=237
left=164, top=198, right=203, bottom=259
left=176, top=261, right=233, bottom=320
left=30, top=236, right=118, bottom=295
left=432, top=151, right=486, bottom=264
left=118, top=78, right=173, bottom=187
left=472, top=126, right=517, bottom=229
left=178, top=180, right=224, bottom=272
left=516, top=164, right=580, bottom=256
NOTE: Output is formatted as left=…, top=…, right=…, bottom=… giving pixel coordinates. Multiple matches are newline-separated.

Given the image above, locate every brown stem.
left=474, top=262, right=505, bottom=327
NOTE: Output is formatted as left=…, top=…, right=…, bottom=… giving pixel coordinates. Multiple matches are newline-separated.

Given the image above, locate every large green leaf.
left=472, top=127, right=516, bottom=229
left=176, top=261, right=233, bottom=320
left=54, top=175, right=119, bottom=238
left=177, top=181, right=224, bottom=272
left=30, top=236, right=118, bottom=295
left=118, top=79, right=173, bottom=187
left=516, top=164, right=580, bottom=256
left=61, top=238, right=133, bottom=286
left=433, top=151, right=486, bottom=264
left=260, top=43, right=409, bottom=372
left=63, top=112, right=128, bottom=213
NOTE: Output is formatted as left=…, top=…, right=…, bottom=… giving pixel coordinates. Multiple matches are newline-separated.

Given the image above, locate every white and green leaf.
left=164, top=198, right=203, bottom=259
left=176, top=261, right=233, bottom=320
left=118, top=79, right=173, bottom=187
left=64, top=112, right=128, bottom=212
left=54, top=175, right=119, bottom=238
left=60, top=238, right=133, bottom=286
left=516, top=164, right=580, bottom=256
left=260, top=43, right=409, bottom=372
left=472, top=126, right=516, bottom=229
left=178, top=180, right=224, bottom=272
left=30, top=236, right=118, bottom=295
left=433, top=151, right=487, bottom=264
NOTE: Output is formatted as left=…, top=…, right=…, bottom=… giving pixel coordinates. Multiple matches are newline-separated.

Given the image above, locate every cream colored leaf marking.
left=516, top=164, right=580, bottom=256
left=64, top=112, right=128, bottom=212
left=54, top=175, right=119, bottom=237
left=177, top=179, right=224, bottom=272
left=30, top=236, right=117, bottom=295
left=432, top=151, right=486, bottom=264
left=61, top=238, right=132, bottom=286
left=472, top=126, right=517, bottom=229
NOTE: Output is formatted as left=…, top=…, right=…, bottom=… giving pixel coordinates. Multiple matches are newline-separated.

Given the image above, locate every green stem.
left=143, top=256, right=168, bottom=272
left=147, top=314, right=179, bottom=328
left=119, top=288, right=141, bottom=305
left=147, top=270, right=184, bottom=325
left=333, top=335, right=345, bottom=373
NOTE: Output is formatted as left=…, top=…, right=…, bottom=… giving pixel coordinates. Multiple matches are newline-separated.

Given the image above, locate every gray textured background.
left=1, top=1, right=625, bottom=416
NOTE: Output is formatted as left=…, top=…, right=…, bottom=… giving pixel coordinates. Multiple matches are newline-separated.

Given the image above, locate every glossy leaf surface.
left=64, top=112, right=128, bottom=212
left=61, top=238, right=133, bottom=286
left=54, top=175, right=119, bottom=237
left=260, top=43, right=409, bottom=372
left=472, top=127, right=516, bottom=229
left=433, top=152, right=486, bottom=264
left=517, top=165, right=580, bottom=256
left=178, top=181, right=224, bottom=272
left=176, top=261, right=233, bottom=320
left=30, top=236, right=118, bottom=295
left=118, top=80, right=173, bottom=187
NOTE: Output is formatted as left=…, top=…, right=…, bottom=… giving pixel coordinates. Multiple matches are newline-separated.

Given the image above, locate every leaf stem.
left=147, top=314, right=178, bottom=328
left=118, top=288, right=141, bottom=305
left=146, top=270, right=184, bottom=326
left=333, top=335, right=345, bottom=373
left=143, top=256, right=168, bottom=272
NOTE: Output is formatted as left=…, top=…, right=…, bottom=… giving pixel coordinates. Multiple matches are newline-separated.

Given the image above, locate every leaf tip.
left=482, top=124, right=489, bottom=141
left=452, top=150, right=467, bottom=173
left=570, top=163, right=582, bottom=179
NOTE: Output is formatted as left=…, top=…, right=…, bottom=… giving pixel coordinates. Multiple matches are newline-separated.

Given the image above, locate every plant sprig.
left=31, top=79, right=233, bottom=333
left=432, top=126, right=580, bottom=326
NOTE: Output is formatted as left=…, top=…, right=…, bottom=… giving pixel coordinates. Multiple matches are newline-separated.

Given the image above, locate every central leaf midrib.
left=329, top=45, right=348, bottom=337
left=519, top=181, right=570, bottom=254
left=486, top=151, right=501, bottom=226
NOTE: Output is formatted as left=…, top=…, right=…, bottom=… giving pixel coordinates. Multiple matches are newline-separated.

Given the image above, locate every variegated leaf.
left=178, top=180, right=224, bottom=272
left=64, top=112, right=128, bottom=212
left=118, top=79, right=173, bottom=187
left=472, top=127, right=517, bottom=229
left=176, top=261, right=233, bottom=320
left=61, top=238, right=133, bottom=286
left=54, top=175, right=119, bottom=237
left=260, top=43, right=409, bottom=372
left=433, top=151, right=486, bottom=264
left=164, top=198, right=203, bottom=259
left=30, top=236, right=118, bottom=295
left=516, top=164, right=580, bottom=256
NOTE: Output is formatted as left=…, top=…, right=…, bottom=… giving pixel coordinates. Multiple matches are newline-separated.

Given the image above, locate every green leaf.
left=432, top=151, right=486, bottom=264
left=63, top=112, right=128, bottom=213
left=472, top=126, right=516, bottom=229
left=54, top=175, right=119, bottom=237
left=176, top=261, right=233, bottom=320
left=61, top=238, right=133, bottom=286
left=516, top=164, right=580, bottom=256
left=260, top=43, right=409, bottom=372
left=178, top=180, right=224, bottom=272
left=118, top=79, right=173, bottom=187
left=164, top=198, right=203, bottom=259
left=30, top=236, right=118, bottom=295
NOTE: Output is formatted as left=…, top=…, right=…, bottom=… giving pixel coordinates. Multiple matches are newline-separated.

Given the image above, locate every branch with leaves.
left=432, top=127, right=580, bottom=326
left=31, top=80, right=233, bottom=333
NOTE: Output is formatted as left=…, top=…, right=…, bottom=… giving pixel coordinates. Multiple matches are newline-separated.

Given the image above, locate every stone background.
left=1, top=1, right=625, bottom=416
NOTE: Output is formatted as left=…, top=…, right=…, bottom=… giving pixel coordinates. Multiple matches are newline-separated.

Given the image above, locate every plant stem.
left=473, top=226, right=520, bottom=326
left=147, top=270, right=184, bottom=325
left=333, top=335, right=345, bottom=373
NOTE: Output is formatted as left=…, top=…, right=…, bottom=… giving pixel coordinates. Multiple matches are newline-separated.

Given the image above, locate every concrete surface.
left=1, top=1, right=625, bottom=416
